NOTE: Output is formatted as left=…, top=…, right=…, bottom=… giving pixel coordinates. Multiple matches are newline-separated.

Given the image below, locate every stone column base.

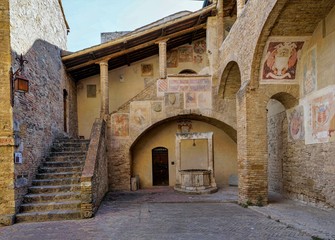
left=0, top=214, right=15, bottom=226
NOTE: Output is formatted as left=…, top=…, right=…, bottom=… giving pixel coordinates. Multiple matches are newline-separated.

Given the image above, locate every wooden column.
left=158, top=40, right=167, bottom=79
left=99, top=61, right=109, bottom=118
left=237, top=0, right=245, bottom=17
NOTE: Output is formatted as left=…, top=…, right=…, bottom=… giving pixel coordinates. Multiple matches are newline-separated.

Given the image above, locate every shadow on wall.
left=10, top=39, right=78, bottom=212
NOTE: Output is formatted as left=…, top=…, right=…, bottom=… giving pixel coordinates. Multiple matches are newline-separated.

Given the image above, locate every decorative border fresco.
left=302, top=46, right=317, bottom=96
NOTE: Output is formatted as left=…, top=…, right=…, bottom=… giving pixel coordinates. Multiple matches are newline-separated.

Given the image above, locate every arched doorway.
left=267, top=92, right=298, bottom=202
left=131, top=116, right=237, bottom=189
left=152, top=147, right=169, bottom=186
left=63, top=89, right=68, bottom=133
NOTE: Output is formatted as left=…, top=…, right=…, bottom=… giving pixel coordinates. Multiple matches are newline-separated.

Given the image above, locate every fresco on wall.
left=287, top=105, right=304, bottom=141
left=178, top=46, right=193, bottom=62
left=164, top=93, right=180, bottom=108
left=185, top=92, right=197, bottom=109
left=141, top=64, right=153, bottom=76
left=151, top=101, right=165, bottom=122
left=167, top=50, right=178, bottom=68
left=130, top=101, right=151, bottom=130
left=303, top=47, right=317, bottom=96
left=157, top=79, right=168, bottom=97
left=305, top=86, right=335, bottom=144
left=194, top=55, right=203, bottom=64
left=111, top=114, right=129, bottom=137
left=168, top=78, right=211, bottom=92
left=262, top=40, right=304, bottom=81
left=193, top=39, right=206, bottom=54
left=198, top=92, right=212, bottom=109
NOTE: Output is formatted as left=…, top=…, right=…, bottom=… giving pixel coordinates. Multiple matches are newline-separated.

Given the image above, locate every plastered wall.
left=77, top=39, right=209, bottom=138
left=132, top=120, right=237, bottom=188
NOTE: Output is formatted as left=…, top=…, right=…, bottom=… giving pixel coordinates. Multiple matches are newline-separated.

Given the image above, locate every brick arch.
left=250, top=0, right=335, bottom=88
left=218, top=61, right=241, bottom=98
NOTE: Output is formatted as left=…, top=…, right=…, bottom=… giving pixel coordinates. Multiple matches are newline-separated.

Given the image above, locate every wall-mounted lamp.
left=11, top=54, right=29, bottom=106
left=12, top=54, right=29, bottom=92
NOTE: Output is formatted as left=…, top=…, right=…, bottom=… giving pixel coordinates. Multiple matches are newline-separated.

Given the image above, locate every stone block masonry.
left=0, top=0, right=16, bottom=226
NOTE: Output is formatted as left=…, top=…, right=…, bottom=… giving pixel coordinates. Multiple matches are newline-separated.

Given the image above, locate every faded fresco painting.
left=130, top=101, right=151, bottom=131
left=168, top=78, right=211, bottom=92
left=305, top=86, right=335, bottom=144
left=194, top=55, right=203, bottom=64
left=165, top=93, right=180, bottom=108
left=193, top=39, right=206, bottom=54
left=157, top=79, right=168, bottom=97
left=167, top=50, right=178, bottom=68
left=262, top=41, right=304, bottom=81
left=198, top=92, right=212, bottom=109
left=287, top=106, right=304, bottom=141
left=141, top=64, right=153, bottom=76
left=303, top=47, right=317, bottom=96
left=111, top=114, right=129, bottom=137
left=178, top=46, right=193, bottom=62
left=185, top=92, right=197, bottom=109
left=151, top=101, right=165, bottom=122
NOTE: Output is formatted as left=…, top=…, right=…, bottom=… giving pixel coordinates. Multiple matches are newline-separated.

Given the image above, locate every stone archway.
left=266, top=92, right=299, bottom=202
left=129, top=115, right=237, bottom=189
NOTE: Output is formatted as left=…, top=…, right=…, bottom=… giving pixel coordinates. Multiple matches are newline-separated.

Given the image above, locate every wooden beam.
left=66, top=23, right=207, bottom=72
left=62, top=4, right=215, bottom=62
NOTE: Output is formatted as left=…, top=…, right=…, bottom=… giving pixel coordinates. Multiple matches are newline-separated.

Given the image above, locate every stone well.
left=174, top=132, right=217, bottom=194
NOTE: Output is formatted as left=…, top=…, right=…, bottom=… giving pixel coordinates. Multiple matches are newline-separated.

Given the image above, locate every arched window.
left=179, top=69, right=197, bottom=74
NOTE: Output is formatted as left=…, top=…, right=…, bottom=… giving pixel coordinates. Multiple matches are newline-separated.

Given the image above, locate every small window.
left=87, top=85, right=96, bottom=98
left=179, top=69, right=197, bottom=74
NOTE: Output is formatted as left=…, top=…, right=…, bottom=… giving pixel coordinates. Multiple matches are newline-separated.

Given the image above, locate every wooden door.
left=152, top=147, right=169, bottom=186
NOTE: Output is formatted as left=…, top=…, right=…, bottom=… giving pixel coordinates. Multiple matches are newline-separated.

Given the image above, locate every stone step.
left=53, top=139, right=90, bottom=145
left=20, top=200, right=81, bottom=213
left=28, top=184, right=81, bottom=194
left=51, top=147, right=88, bottom=152
left=23, top=192, right=81, bottom=203
left=39, top=166, right=82, bottom=173
left=45, top=156, right=86, bottom=162
left=32, top=178, right=81, bottom=186
left=16, top=209, right=81, bottom=223
left=36, top=172, right=81, bottom=179
left=49, top=151, right=87, bottom=157
left=42, top=161, right=84, bottom=168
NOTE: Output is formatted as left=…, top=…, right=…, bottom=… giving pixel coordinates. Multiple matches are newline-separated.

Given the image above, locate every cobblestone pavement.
left=0, top=187, right=333, bottom=240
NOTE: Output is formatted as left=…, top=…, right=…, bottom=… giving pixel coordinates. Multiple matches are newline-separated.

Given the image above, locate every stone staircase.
left=16, top=138, right=90, bottom=223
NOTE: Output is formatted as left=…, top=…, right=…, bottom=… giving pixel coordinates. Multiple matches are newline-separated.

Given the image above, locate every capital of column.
left=99, top=61, right=109, bottom=67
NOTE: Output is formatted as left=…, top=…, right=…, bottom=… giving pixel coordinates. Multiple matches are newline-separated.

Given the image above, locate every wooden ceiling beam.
left=62, top=4, right=215, bottom=62
left=66, top=23, right=207, bottom=72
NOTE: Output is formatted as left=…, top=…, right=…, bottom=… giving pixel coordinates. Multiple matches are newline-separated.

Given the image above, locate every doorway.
left=63, top=89, right=68, bottom=133
left=152, top=147, right=169, bottom=186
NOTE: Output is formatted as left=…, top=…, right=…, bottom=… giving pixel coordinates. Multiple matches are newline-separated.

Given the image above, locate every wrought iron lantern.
left=12, top=54, right=29, bottom=93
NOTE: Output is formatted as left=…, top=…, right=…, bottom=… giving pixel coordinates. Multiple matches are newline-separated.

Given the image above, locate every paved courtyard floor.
left=0, top=187, right=334, bottom=240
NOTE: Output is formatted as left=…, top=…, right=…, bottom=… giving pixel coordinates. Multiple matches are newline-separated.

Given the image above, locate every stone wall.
left=0, top=0, right=15, bottom=226
left=81, top=119, right=108, bottom=218
left=267, top=100, right=286, bottom=194
left=8, top=0, right=76, bottom=213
